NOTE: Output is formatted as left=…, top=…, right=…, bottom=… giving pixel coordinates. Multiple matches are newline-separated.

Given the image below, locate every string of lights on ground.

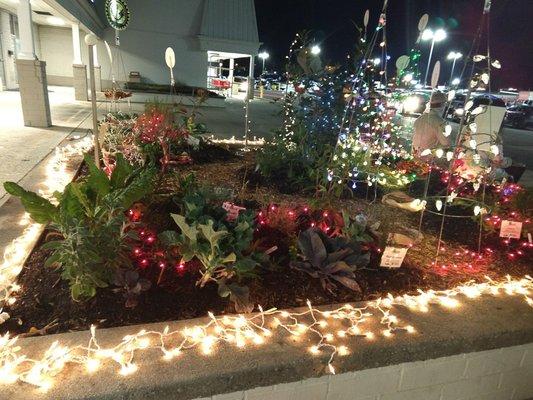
left=0, top=276, right=530, bottom=391
left=0, top=137, right=93, bottom=307
left=0, top=137, right=531, bottom=393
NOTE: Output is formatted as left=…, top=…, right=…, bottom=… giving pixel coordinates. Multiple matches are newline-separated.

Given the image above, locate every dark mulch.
left=2, top=148, right=531, bottom=336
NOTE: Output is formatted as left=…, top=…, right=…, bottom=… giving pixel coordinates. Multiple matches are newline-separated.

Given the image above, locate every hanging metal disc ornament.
left=418, top=14, right=429, bottom=32
left=165, top=47, right=176, bottom=85
left=165, top=47, right=176, bottom=69
left=396, top=55, right=410, bottom=72
left=363, top=9, right=370, bottom=27
left=105, top=0, right=130, bottom=31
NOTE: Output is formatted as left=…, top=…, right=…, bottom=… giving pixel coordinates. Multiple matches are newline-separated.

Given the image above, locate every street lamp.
left=447, top=51, right=462, bottom=86
left=310, top=45, right=321, bottom=55
left=258, top=51, right=269, bottom=74
left=422, top=28, right=447, bottom=86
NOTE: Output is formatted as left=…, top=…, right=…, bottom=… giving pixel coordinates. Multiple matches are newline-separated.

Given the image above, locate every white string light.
left=0, top=137, right=93, bottom=307
left=0, top=276, right=530, bottom=391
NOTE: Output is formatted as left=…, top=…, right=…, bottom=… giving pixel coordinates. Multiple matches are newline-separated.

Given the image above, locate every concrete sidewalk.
left=182, top=96, right=282, bottom=140
left=0, top=87, right=100, bottom=207
left=0, top=87, right=282, bottom=208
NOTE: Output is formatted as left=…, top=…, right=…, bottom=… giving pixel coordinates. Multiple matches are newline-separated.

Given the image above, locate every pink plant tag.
left=222, top=202, right=246, bottom=222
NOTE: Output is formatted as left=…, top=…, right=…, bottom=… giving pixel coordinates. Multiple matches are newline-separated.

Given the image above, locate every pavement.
left=192, top=96, right=282, bottom=140
left=0, top=87, right=102, bottom=207
left=0, top=87, right=282, bottom=209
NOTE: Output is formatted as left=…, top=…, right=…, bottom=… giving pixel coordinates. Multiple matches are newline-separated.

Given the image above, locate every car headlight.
left=403, top=96, right=420, bottom=113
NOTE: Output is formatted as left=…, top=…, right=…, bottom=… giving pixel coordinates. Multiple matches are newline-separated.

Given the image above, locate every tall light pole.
left=447, top=51, right=462, bottom=87
left=422, top=28, right=447, bottom=87
left=258, top=51, right=269, bottom=74
left=310, top=45, right=321, bottom=55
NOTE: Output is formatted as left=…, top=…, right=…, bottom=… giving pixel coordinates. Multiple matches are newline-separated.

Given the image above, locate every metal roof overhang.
left=198, top=35, right=260, bottom=57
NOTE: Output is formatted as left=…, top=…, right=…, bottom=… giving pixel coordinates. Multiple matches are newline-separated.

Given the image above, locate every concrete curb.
left=95, top=92, right=227, bottom=108
left=2, top=290, right=532, bottom=400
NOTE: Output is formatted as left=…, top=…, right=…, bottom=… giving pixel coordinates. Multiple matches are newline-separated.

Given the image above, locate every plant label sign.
left=499, top=220, right=522, bottom=239
left=380, top=247, right=408, bottom=269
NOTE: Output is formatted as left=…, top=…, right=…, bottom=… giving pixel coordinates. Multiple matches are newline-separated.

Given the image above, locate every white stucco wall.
left=95, top=0, right=208, bottom=87
left=199, top=343, right=533, bottom=400
left=35, top=0, right=209, bottom=88
left=18, top=0, right=259, bottom=89
left=37, top=25, right=75, bottom=86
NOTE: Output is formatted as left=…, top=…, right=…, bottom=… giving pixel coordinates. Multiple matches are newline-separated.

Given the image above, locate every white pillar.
left=93, top=45, right=99, bottom=67
left=227, top=58, right=235, bottom=97
left=247, top=55, right=255, bottom=100
left=72, top=23, right=82, bottom=65
left=228, top=58, right=235, bottom=82
left=16, top=0, right=36, bottom=60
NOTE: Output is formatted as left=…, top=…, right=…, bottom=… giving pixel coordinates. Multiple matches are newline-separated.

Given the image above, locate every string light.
left=0, top=137, right=93, bottom=307
left=0, top=276, right=529, bottom=391
left=209, top=135, right=265, bottom=146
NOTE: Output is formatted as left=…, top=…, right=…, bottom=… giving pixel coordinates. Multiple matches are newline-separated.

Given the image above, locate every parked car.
left=446, top=94, right=506, bottom=122
left=504, top=105, right=533, bottom=129
left=233, top=76, right=249, bottom=92
left=256, top=73, right=281, bottom=90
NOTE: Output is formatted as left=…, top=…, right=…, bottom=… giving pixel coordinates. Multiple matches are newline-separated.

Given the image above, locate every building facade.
left=0, top=0, right=260, bottom=126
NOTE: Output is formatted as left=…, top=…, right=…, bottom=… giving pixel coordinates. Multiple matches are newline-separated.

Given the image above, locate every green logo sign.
left=105, top=0, right=130, bottom=30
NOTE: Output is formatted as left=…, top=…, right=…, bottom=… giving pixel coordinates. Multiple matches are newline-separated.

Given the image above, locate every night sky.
left=254, top=0, right=533, bottom=90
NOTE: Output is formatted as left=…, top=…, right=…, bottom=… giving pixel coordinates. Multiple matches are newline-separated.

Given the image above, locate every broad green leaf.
left=158, top=230, right=180, bottom=246
left=71, top=283, right=83, bottom=301
left=44, top=251, right=62, bottom=268
left=217, top=281, right=231, bottom=298
left=110, top=168, right=155, bottom=209
left=171, top=214, right=198, bottom=243
left=227, top=283, right=253, bottom=313
left=41, top=240, right=63, bottom=251
left=84, top=154, right=110, bottom=198
left=198, top=220, right=228, bottom=249
left=222, top=252, right=237, bottom=264
left=235, top=221, right=250, bottom=233
left=110, top=153, right=134, bottom=189
left=69, top=182, right=92, bottom=215
left=3, top=182, right=57, bottom=224
left=59, top=184, right=85, bottom=220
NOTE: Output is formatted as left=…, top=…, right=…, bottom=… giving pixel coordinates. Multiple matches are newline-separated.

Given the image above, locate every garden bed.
left=2, top=149, right=531, bottom=337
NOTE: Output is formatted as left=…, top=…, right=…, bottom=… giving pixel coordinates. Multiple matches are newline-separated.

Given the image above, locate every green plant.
left=257, top=122, right=331, bottom=194
left=161, top=213, right=261, bottom=312
left=291, top=228, right=370, bottom=293
left=4, top=154, right=156, bottom=301
left=112, top=269, right=152, bottom=308
left=340, top=211, right=373, bottom=243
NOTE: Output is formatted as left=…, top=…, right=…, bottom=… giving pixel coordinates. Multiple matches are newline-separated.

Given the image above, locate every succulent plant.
left=291, top=228, right=370, bottom=293
left=113, top=269, right=152, bottom=308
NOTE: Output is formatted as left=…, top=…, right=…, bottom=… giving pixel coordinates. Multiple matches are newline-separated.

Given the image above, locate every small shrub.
left=291, top=227, right=370, bottom=293
left=4, top=154, right=156, bottom=301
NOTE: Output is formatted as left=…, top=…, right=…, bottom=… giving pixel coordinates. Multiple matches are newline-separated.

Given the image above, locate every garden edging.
left=2, top=287, right=532, bottom=400
left=96, top=92, right=227, bottom=108
left=0, top=136, right=91, bottom=307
